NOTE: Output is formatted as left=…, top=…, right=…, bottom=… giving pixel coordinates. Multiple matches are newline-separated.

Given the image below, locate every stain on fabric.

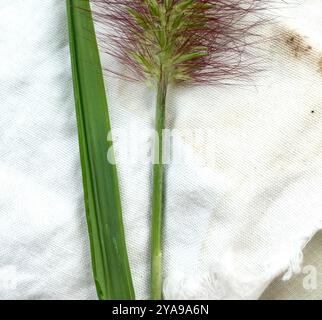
left=319, top=56, right=322, bottom=74
left=284, top=31, right=312, bottom=58
left=274, top=27, right=322, bottom=75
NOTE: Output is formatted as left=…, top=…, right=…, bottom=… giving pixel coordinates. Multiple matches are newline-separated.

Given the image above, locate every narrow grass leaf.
left=66, top=0, right=135, bottom=300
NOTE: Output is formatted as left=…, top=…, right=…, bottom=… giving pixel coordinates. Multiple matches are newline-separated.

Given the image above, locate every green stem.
left=151, top=71, right=168, bottom=300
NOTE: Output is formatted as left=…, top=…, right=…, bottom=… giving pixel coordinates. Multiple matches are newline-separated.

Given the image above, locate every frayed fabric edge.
left=282, top=221, right=322, bottom=281
left=163, top=223, right=322, bottom=300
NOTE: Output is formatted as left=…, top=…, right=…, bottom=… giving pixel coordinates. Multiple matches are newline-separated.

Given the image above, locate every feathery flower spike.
left=93, top=0, right=268, bottom=299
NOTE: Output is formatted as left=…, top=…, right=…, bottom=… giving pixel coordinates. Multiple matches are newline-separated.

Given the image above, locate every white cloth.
left=1, top=0, right=322, bottom=300
left=0, top=0, right=96, bottom=299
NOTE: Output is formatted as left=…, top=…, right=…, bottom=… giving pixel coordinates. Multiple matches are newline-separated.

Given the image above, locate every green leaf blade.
left=66, top=0, right=135, bottom=300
